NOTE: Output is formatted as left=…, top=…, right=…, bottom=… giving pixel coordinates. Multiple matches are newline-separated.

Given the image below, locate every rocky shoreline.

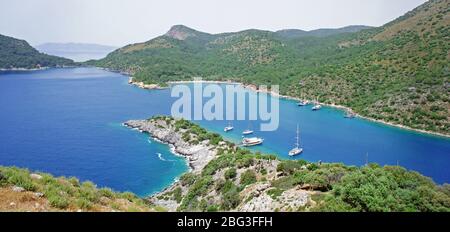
left=123, top=119, right=218, bottom=173
left=128, top=77, right=167, bottom=90
left=123, top=117, right=316, bottom=212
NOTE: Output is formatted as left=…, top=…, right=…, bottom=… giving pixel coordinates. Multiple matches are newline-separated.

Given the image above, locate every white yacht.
left=288, top=124, right=303, bottom=156
left=242, top=137, right=263, bottom=147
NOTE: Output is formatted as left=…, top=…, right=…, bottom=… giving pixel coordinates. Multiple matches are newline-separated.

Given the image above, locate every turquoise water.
left=0, top=68, right=449, bottom=197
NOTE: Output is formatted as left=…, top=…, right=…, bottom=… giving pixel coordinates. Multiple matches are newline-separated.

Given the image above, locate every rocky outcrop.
left=125, top=116, right=312, bottom=212
left=124, top=119, right=217, bottom=172
left=238, top=185, right=309, bottom=212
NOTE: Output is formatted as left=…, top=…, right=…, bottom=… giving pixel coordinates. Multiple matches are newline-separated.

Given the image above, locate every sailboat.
left=288, top=124, right=303, bottom=156
left=242, top=123, right=254, bottom=135
left=224, top=122, right=234, bottom=132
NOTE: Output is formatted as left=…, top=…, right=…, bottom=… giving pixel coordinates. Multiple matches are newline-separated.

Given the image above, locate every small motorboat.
left=312, top=104, right=322, bottom=111
left=242, top=123, right=254, bottom=135
left=224, top=122, right=234, bottom=132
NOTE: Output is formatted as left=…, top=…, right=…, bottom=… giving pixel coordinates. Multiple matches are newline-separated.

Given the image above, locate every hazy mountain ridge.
left=36, top=43, right=117, bottom=53
left=35, top=43, right=118, bottom=62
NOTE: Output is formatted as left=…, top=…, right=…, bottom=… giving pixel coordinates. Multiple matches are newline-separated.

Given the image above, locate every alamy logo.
left=170, top=78, right=280, bottom=131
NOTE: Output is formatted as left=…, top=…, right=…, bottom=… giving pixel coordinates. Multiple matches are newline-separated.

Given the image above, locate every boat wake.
left=156, top=153, right=175, bottom=162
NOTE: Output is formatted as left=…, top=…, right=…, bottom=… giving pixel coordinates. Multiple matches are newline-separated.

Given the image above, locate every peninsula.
left=125, top=116, right=450, bottom=212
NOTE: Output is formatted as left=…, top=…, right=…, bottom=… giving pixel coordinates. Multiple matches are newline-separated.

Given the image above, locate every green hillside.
left=0, top=166, right=155, bottom=212
left=0, top=34, right=73, bottom=69
left=92, top=0, right=449, bottom=135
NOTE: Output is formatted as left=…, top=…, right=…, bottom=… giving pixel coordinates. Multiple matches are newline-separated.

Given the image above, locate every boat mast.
left=295, top=124, right=300, bottom=149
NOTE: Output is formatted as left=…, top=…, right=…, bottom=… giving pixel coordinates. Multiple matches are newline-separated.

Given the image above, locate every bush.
left=221, top=188, right=240, bottom=210
left=76, top=198, right=93, bottom=209
left=99, top=187, right=115, bottom=198
left=172, top=187, right=183, bottom=203
left=3, top=167, right=36, bottom=191
left=276, top=160, right=306, bottom=175
left=224, top=168, right=237, bottom=180
left=180, top=173, right=197, bottom=186
left=240, top=170, right=257, bottom=187
left=48, top=193, right=69, bottom=209
left=267, top=188, right=284, bottom=199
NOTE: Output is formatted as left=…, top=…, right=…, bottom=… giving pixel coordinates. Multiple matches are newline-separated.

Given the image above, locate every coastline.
left=0, top=67, right=49, bottom=71
left=127, top=78, right=449, bottom=139
left=123, top=120, right=218, bottom=173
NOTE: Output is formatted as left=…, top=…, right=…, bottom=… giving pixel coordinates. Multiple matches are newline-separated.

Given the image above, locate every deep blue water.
left=0, top=68, right=449, bottom=197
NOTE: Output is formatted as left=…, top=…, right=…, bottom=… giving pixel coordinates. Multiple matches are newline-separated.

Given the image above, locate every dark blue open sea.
left=0, top=68, right=449, bottom=196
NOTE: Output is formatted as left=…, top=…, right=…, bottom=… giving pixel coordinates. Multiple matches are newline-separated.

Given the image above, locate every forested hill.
left=92, top=0, right=449, bottom=135
left=0, top=34, right=73, bottom=69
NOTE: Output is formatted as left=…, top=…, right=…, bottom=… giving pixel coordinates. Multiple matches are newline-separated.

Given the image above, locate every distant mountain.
left=275, top=25, right=372, bottom=39
left=36, top=43, right=117, bottom=62
left=0, top=34, right=73, bottom=69
left=92, top=0, right=449, bottom=135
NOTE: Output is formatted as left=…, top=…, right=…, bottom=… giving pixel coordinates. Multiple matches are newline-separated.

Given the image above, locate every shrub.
left=240, top=170, right=257, bottom=187
left=76, top=198, right=93, bottom=209
left=3, top=167, right=36, bottom=191
left=120, top=191, right=137, bottom=202
left=172, top=187, right=183, bottom=203
left=224, top=168, right=237, bottom=180
left=221, top=188, right=240, bottom=210
left=47, top=193, right=69, bottom=209
left=267, top=188, right=284, bottom=199
left=180, top=173, right=196, bottom=186
left=99, top=187, right=115, bottom=198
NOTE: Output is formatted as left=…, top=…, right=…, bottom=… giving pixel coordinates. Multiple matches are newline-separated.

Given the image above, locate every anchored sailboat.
left=288, top=124, right=303, bottom=156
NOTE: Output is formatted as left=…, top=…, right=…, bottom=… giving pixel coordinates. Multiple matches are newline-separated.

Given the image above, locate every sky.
left=0, top=0, right=427, bottom=47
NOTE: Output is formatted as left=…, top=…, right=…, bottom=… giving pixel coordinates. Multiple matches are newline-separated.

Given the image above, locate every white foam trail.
left=157, top=153, right=166, bottom=161
left=156, top=152, right=176, bottom=162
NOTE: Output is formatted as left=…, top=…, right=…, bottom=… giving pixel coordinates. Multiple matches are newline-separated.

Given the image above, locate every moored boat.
left=242, top=123, right=254, bottom=135
left=242, top=137, right=263, bottom=147
left=312, top=104, right=322, bottom=111
left=289, top=124, right=303, bottom=156
left=224, top=122, right=234, bottom=132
